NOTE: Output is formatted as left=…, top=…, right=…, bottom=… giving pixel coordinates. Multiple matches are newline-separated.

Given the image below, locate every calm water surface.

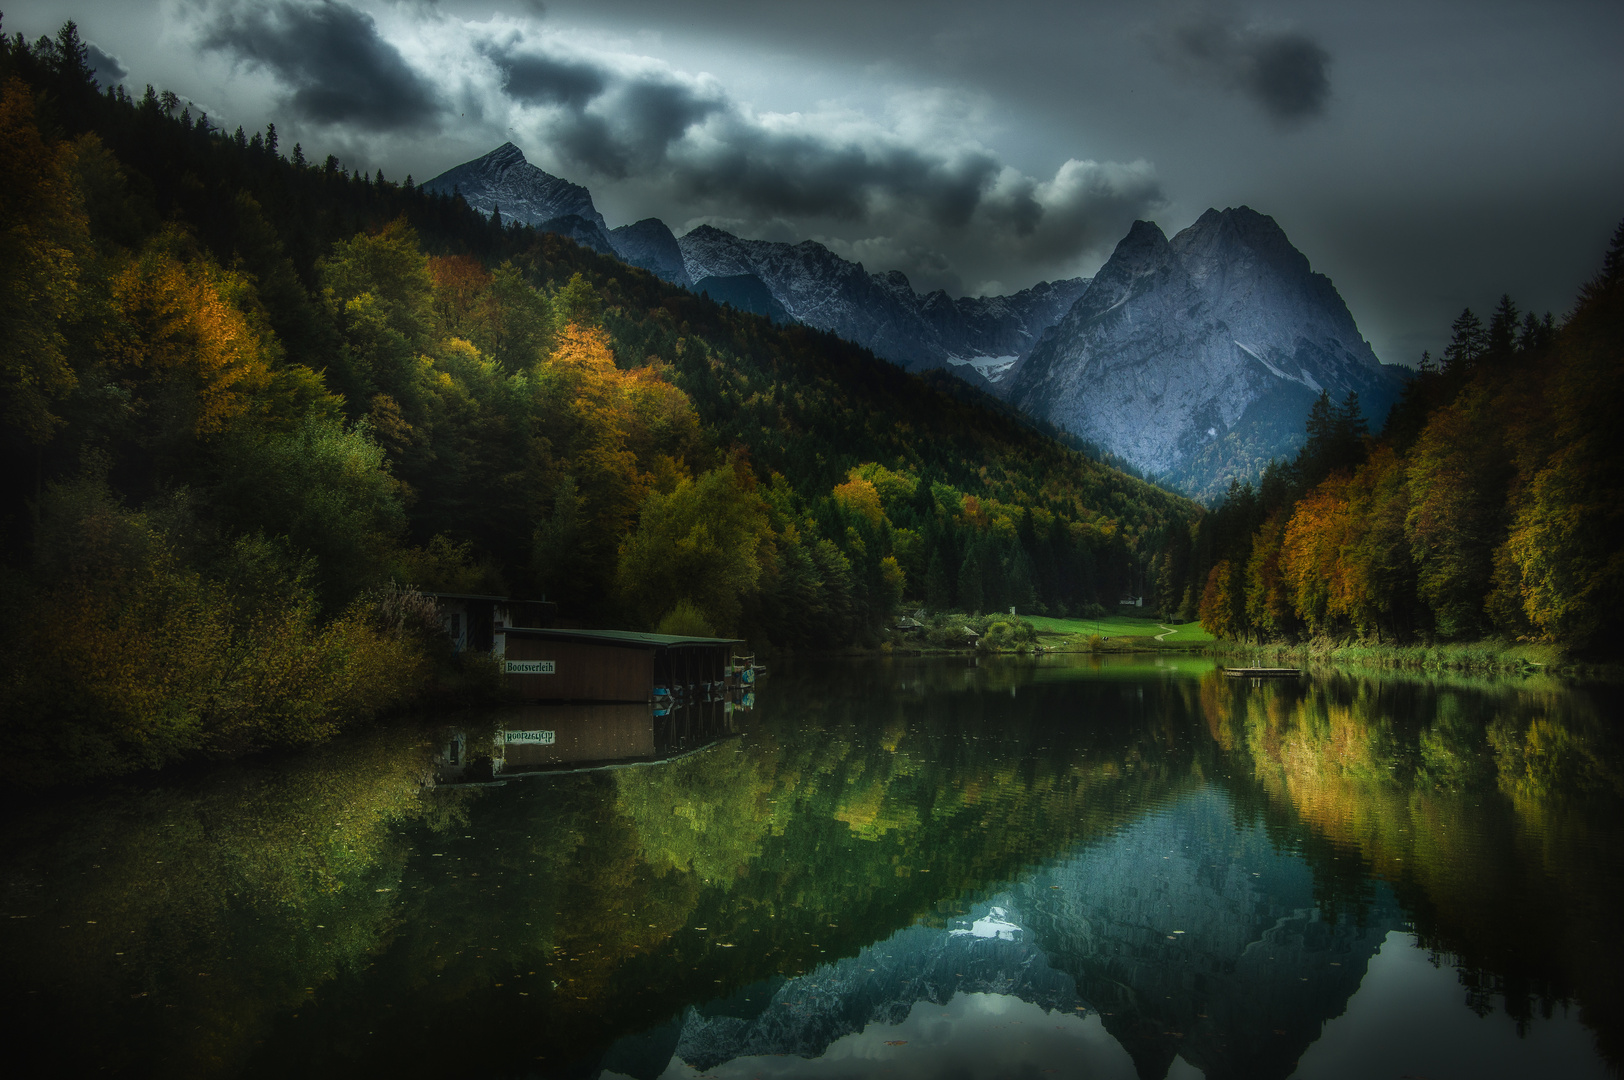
left=2, top=656, right=1620, bottom=1079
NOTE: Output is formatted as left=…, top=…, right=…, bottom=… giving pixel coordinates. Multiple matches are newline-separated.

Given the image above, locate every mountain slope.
left=678, top=225, right=1089, bottom=388
left=608, top=218, right=691, bottom=286
left=1007, top=207, right=1407, bottom=499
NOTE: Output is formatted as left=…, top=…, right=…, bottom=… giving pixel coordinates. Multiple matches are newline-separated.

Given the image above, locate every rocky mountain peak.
left=1008, top=208, right=1408, bottom=500
left=1173, top=206, right=1311, bottom=288
left=422, top=144, right=607, bottom=234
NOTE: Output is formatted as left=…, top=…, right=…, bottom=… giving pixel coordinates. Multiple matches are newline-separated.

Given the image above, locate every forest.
left=1180, top=225, right=1624, bottom=654
left=0, top=22, right=1192, bottom=780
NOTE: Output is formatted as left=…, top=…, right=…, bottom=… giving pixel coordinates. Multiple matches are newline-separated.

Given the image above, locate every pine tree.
left=265, top=123, right=278, bottom=156
left=52, top=20, right=90, bottom=81
left=1486, top=294, right=1519, bottom=360
left=490, top=203, right=503, bottom=229
left=1442, top=308, right=1486, bottom=376
left=291, top=143, right=305, bottom=168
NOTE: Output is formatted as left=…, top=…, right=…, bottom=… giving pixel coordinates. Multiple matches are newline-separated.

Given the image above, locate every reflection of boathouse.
left=434, top=700, right=739, bottom=785
left=495, top=626, right=746, bottom=703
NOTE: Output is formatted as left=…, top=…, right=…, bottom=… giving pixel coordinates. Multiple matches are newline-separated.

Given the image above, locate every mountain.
left=609, top=218, right=691, bottom=286
left=678, top=225, right=1089, bottom=388
left=1006, top=207, right=1408, bottom=500
left=422, top=142, right=616, bottom=250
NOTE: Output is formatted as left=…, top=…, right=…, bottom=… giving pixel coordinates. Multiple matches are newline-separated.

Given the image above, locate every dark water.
left=2, top=656, right=1620, bottom=1079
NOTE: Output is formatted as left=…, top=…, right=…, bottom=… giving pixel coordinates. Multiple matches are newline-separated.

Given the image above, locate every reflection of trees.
left=1199, top=671, right=1624, bottom=1065
left=0, top=728, right=450, bottom=1076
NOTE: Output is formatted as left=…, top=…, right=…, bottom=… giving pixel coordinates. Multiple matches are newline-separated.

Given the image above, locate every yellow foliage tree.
left=103, top=241, right=273, bottom=436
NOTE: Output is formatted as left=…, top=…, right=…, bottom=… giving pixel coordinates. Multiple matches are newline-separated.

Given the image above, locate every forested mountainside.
left=0, top=23, right=1193, bottom=780
left=1169, top=240, right=1624, bottom=652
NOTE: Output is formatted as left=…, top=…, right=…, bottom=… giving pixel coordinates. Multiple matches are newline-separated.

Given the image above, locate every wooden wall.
left=502, top=637, right=656, bottom=701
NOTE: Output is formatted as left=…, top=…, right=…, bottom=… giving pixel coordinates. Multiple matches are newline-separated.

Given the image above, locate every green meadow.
left=1023, top=614, right=1214, bottom=648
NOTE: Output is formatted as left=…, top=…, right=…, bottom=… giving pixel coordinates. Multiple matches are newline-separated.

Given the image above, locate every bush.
left=0, top=478, right=430, bottom=784
left=656, top=599, right=718, bottom=638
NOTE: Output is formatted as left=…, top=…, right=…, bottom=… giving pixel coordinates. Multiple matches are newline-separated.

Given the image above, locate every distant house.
left=1119, top=595, right=1143, bottom=607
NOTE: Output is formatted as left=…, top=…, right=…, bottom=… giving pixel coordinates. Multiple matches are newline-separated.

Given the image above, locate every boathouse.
left=494, top=626, right=744, bottom=703
left=428, top=593, right=557, bottom=652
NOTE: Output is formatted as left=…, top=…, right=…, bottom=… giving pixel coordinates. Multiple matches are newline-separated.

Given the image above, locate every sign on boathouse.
left=503, top=660, right=556, bottom=675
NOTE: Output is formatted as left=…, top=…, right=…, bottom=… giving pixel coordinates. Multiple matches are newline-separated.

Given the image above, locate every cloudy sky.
left=8, top=0, right=1623, bottom=364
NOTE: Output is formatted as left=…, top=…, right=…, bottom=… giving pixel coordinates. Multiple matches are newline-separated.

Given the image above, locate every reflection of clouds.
left=650, top=992, right=1141, bottom=1080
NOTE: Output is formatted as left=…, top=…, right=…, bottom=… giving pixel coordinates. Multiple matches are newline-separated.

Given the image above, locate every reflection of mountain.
left=666, top=901, right=1080, bottom=1073
left=1025, top=790, right=1398, bottom=1080
left=603, top=788, right=1398, bottom=1080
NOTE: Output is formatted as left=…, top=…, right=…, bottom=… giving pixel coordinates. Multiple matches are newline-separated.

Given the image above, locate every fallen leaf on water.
left=884, top=1040, right=907, bottom=1046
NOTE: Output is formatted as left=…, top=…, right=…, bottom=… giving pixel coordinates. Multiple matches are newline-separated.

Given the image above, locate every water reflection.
left=0, top=657, right=1617, bottom=1079
left=436, top=701, right=742, bottom=784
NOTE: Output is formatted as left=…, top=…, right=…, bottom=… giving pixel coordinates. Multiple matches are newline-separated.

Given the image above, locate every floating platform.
left=1222, top=667, right=1303, bottom=678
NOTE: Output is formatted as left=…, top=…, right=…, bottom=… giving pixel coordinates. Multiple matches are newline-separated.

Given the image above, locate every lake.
left=2, top=655, right=1619, bottom=1079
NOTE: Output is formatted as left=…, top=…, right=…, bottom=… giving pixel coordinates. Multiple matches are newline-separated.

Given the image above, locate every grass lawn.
left=1024, top=614, right=1214, bottom=645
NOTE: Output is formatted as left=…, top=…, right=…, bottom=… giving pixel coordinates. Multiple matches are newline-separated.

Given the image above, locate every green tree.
left=213, top=416, right=407, bottom=610
left=616, top=465, right=774, bottom=634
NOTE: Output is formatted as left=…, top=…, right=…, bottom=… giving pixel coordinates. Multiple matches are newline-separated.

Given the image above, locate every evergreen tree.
left=1442, top=307, right=1486, bottom=376
left=1486, top=294, right=1520, bottom=360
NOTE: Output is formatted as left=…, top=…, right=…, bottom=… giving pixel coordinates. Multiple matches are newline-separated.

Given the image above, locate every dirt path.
left=1154, top=624, right=1177, bottom=641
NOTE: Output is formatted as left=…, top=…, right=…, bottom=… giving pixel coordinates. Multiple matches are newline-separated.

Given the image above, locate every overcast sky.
left=8, top=0, right=1623, bottom=364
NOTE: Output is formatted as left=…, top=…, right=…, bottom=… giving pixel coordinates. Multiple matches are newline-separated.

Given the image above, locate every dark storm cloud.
left=202, top=0, right=444, bottom=131
left=666, top=121, right=1005, bottom=225
left=549, top=71, right=724, bottom=178
left=84, top=43, right=126, bottom=85
left=484, top=31, right=1161, bottom=264
left=1161, top=12, right=1331, bottom=123
left=480, top=38, right=603, bottom=106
